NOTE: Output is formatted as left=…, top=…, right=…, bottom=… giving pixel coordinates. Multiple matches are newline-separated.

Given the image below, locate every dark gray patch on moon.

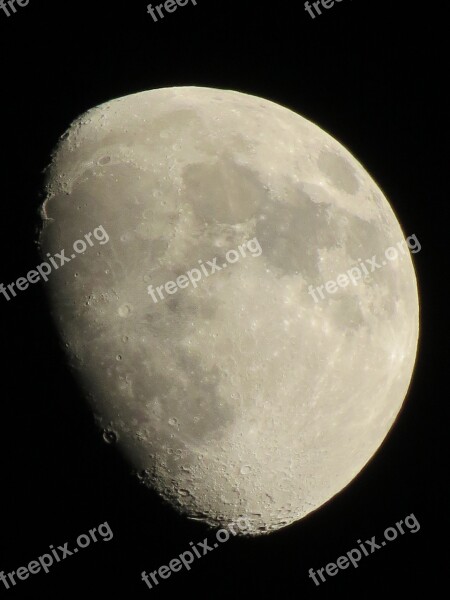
left=183, top=156, right=263, bottom=224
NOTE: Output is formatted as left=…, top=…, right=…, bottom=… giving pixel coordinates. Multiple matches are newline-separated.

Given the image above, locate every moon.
left=39, top=86, right=419, bottom=535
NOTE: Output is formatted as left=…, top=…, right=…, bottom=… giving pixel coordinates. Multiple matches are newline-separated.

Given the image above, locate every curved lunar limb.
left=40, top=87, right=419, bottom=535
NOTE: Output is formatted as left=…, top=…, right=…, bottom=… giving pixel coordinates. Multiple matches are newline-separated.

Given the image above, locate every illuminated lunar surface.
left=39, top=87, right=419, bottom=535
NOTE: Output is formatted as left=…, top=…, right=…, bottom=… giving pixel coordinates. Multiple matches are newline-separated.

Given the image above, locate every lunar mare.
left=39, top=87, right=419, bottom=535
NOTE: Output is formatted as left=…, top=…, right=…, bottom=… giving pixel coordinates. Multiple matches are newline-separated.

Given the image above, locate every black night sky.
left=0, top=0, right=447, bottom=597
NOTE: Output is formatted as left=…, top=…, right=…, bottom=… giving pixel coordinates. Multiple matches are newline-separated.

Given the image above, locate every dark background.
left=0, top=0, right=447, bottom=597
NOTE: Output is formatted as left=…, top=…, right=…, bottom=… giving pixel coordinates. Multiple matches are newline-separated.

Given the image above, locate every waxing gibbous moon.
left=39, top=86, right=419, bottom=535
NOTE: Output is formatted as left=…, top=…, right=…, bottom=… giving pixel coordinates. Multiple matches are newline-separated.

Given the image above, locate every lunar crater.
left=40, top=87, right=419, bottom=535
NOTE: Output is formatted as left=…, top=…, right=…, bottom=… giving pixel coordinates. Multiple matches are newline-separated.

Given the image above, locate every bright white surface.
left=40, top=87, right=419, bottom=535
